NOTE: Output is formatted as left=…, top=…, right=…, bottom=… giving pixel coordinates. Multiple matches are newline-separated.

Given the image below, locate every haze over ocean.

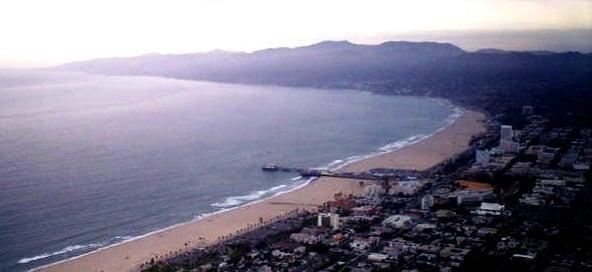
left=0, top=71, right=456, bottom=271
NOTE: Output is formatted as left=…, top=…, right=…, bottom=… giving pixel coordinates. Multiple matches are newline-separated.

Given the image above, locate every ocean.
left=0, top=70, right=458, bottom=271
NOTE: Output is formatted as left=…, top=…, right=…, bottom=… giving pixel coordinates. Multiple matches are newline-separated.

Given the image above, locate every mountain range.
left=57, top=40, right=592, bottom=114
left=57, top=40, right=591, bottom=87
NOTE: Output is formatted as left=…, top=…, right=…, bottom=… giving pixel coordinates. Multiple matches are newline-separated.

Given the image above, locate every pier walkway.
left=261, top=165, right=427, bottom=181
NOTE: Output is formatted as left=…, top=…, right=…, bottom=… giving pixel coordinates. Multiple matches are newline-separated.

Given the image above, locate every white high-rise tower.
left=500, top=125, right=513, bottom=141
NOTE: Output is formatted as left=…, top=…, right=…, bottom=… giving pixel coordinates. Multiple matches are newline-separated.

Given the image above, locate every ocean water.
left=0, top=70, right=458, bottom=271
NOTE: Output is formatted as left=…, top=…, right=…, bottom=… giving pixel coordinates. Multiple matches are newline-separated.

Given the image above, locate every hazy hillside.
left=57, top=41, right=466, bottom=85
left=57, top=40, right=592, bottom=114
left=57, top=40, right=591, bottom=87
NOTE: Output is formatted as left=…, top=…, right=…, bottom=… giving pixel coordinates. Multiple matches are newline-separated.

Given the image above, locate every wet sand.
left=38, top=110, right=485, bottom=272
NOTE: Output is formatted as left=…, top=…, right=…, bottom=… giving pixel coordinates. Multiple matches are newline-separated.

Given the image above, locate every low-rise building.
left=383, top=215, right=413, bottom=228
left=473, top=202, right=505, bottom=216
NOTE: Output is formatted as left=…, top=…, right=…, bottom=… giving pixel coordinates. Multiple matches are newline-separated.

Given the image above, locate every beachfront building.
left=318, top=213, right=341, bottom=230
left=364, top=184, right=386, bottom=198
left=389, top=180, right=427, bottom=196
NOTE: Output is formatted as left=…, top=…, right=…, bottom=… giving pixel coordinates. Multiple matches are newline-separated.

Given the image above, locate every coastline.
left=37, top=109, right=486, bottom=272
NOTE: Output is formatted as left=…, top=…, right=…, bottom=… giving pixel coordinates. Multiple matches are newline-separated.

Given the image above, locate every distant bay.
left=0, top=71, right=456, bottom=271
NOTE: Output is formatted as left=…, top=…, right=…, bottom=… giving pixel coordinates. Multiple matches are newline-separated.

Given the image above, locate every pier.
left=261, top=165, right=427, bottom=181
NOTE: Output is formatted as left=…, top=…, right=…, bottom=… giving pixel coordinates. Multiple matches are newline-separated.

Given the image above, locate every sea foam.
left=19, top=235, right=133, bottom=265
left=211, top=184, right=289, bottom=208
left=18, top=243, right=104, bottom=264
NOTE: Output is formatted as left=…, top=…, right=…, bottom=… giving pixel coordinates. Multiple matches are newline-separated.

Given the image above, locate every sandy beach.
left=39, top=110, right=485, bottom=272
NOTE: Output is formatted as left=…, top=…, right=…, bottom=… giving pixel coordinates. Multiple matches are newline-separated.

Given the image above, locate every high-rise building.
left=499, top=125, right=520, bottom=153
left=318, top=213, right=340, bottom=230
left=500, top=125, right=513, bottom=141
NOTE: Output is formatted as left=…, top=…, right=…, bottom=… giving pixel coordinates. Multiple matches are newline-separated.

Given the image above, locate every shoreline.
left=28, top=99, right=461, bottom=269
left=37, top=109, right=486, bottom=272
left=211, top=100, right=462, bottom=210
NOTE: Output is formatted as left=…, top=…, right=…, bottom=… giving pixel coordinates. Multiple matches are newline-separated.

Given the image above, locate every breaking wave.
left=211, top=184, right=289, bottom=208
left=19, top=235, right=134, bottom=265
left=18, top=243, right=104, bottom=264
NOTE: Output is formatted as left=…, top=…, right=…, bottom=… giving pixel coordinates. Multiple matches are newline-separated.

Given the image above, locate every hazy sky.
left=1, top=0, right=591, bottom=68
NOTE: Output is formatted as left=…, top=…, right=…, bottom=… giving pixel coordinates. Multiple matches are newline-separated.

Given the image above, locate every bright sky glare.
left=1, top=0, right=591, bottom=67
